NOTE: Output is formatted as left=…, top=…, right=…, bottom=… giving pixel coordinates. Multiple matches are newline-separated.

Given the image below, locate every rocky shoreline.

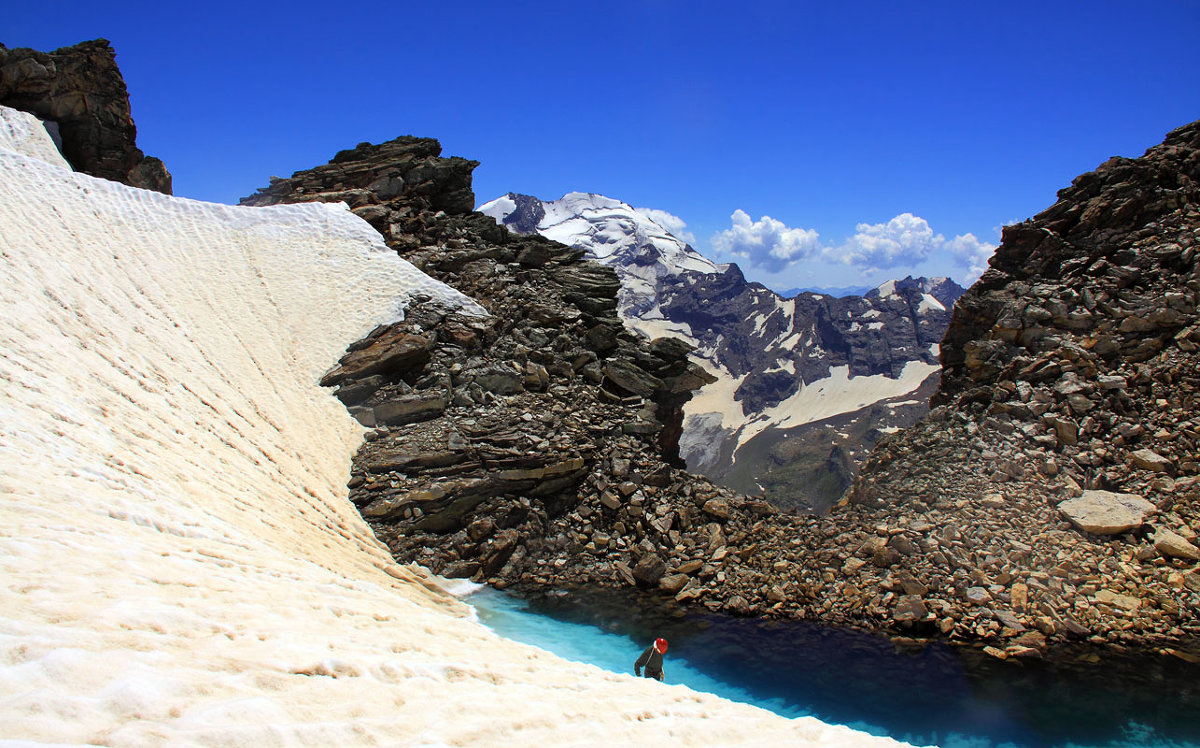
left=242, top=120, right=1200, bottom=660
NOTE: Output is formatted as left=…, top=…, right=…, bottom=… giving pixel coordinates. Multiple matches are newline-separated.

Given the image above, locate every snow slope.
left=0, top=106, right=908, bottom=747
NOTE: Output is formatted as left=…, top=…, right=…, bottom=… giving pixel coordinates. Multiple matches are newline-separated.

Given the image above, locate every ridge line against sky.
left=7, top=0, right=1199, bottom=289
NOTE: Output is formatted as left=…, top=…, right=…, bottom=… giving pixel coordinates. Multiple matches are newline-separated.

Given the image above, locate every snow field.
left=0, top=106, right=910, bottom=747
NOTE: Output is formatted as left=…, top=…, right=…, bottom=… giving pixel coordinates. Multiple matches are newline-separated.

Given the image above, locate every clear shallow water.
left=463, top=586, right=1200, bottom=748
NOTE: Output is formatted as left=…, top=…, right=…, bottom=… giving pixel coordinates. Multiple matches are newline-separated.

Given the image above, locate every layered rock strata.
left=241, top=137, right=735, bottom=578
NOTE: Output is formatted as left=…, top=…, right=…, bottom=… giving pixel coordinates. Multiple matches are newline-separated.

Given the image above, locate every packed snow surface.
left=0, top=107, right=909, bottom=747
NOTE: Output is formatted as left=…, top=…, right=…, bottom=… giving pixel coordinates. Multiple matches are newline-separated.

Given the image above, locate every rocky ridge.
left=482, top=191, right=965, bottom=511
left=835, top=119, right=1200, bottom=654
left=0, top=39, right=171, bottom=193
left=250, top=122, right=1199, bottom=656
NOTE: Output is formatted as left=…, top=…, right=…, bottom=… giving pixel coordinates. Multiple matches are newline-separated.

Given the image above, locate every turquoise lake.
left=464, top=586, right=1200, bottom=748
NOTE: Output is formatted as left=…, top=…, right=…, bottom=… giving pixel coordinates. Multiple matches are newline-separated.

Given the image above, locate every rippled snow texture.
left=0, top=106, right=910, bottom=747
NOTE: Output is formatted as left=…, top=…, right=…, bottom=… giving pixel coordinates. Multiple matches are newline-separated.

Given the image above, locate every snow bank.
left=0, top=106, right=910, bottom=747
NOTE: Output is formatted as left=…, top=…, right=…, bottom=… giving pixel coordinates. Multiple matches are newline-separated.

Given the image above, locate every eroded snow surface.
left=0, top=106, right=910, bottom=747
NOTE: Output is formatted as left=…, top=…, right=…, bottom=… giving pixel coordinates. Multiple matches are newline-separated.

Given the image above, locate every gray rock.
left=473, top=366, right=525, bottom=395
left=965, top=587, right=991, bottom=605
left=602, top=358, right=663, bottom=399
left=1058, top=490, right=1157, bottom=534
left=373, top=392, right=447, bottom=426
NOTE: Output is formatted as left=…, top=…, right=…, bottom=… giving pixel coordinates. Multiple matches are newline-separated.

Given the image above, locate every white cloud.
left=711, top=209, right=821, bottom=272
left=944, top=232, right=996, bottom=283
left=826, top=213, right=939, bottom=273
left=706, top=208, right=998, bottom=287
left=635, top=206, right=697, bottom=245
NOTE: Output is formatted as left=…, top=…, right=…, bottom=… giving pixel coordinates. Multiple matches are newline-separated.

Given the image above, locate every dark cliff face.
left=0, top=39, right=172, bottom=194
left=243, top=136, right=712, bottom=467
left=242, top=136, right=739, bottom=585
left=247, top=136, right=477, bottom=218
left=937, top=120, right=1200, bottom=406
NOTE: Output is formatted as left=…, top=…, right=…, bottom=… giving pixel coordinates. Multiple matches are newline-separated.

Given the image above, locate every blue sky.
left=7, top=1, right=1199, bottom=291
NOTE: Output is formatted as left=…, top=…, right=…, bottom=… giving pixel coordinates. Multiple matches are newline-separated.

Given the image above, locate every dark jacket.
left=635, top=645, right=664, bottom=680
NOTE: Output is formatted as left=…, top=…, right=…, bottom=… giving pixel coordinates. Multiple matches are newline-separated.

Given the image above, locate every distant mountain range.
left=776, top=284, right=874, bottom=299
left=481, top=193, right=965, bottom=511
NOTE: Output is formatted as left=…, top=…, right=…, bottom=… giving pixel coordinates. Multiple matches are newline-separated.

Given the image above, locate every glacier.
left=0, top=105, right=911, bottom=747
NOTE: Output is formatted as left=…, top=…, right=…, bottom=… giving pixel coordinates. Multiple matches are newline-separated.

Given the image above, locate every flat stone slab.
left=1128, top=448, right=1174, bottom=474
left=1058, top=490, right=1156, bottom=534
left=1155, top=527, right=1200, bottom=560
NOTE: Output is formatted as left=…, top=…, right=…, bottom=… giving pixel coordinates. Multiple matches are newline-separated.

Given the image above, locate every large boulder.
left=1058, top=490, right=1157, bottom=535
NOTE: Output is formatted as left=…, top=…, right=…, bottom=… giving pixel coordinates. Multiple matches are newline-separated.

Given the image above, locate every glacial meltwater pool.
left=461, top=586, right=1200, bottom=748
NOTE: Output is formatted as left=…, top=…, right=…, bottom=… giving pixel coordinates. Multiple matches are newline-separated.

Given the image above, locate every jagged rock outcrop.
left=481, top=192, right=965, bottom=511
left=250, top=121, right=1198, bottom=655
left=242, top=137, right=732, bottom=582
left=826, top=120, right=1200, bottom=652
left=0, top=39, right=171, bottom=193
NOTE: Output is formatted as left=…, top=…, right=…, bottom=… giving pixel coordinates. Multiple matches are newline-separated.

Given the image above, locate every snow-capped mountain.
left=480, top=192, right=720, bottom=329
left=482, top=192, right=965, bottom=511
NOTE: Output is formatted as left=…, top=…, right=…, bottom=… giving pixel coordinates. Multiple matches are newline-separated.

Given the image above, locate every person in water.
left=634, top=638, right=668, bottom=681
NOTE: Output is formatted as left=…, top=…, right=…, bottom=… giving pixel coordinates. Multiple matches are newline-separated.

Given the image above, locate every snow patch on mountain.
left=480, top=191, right=721, bottom=328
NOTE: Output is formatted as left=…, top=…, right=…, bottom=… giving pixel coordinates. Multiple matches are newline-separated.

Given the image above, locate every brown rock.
left=702, top=498, right=732, bottom=521
left=724, top=596, right=751, bottom=616
left=613, top=562, right=636, bottom=587
left=658, top=574, right=690, bottom=593
left=0, top=40, right=172, bottom=193
left=479, top=529, right=519, bottom=575
left=1154, top=527, right=1200, bottom=561
left=1129, top=449, right=1174, bottom=475
left=322, top=328, right=431, bottom=385
left=892, top=595, right=929, bottom=623
left=632, top=554, right=668, bottom=586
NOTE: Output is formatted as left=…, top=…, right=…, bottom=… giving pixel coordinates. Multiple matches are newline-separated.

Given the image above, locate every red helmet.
left=654, top=638, right=668, bottom=653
